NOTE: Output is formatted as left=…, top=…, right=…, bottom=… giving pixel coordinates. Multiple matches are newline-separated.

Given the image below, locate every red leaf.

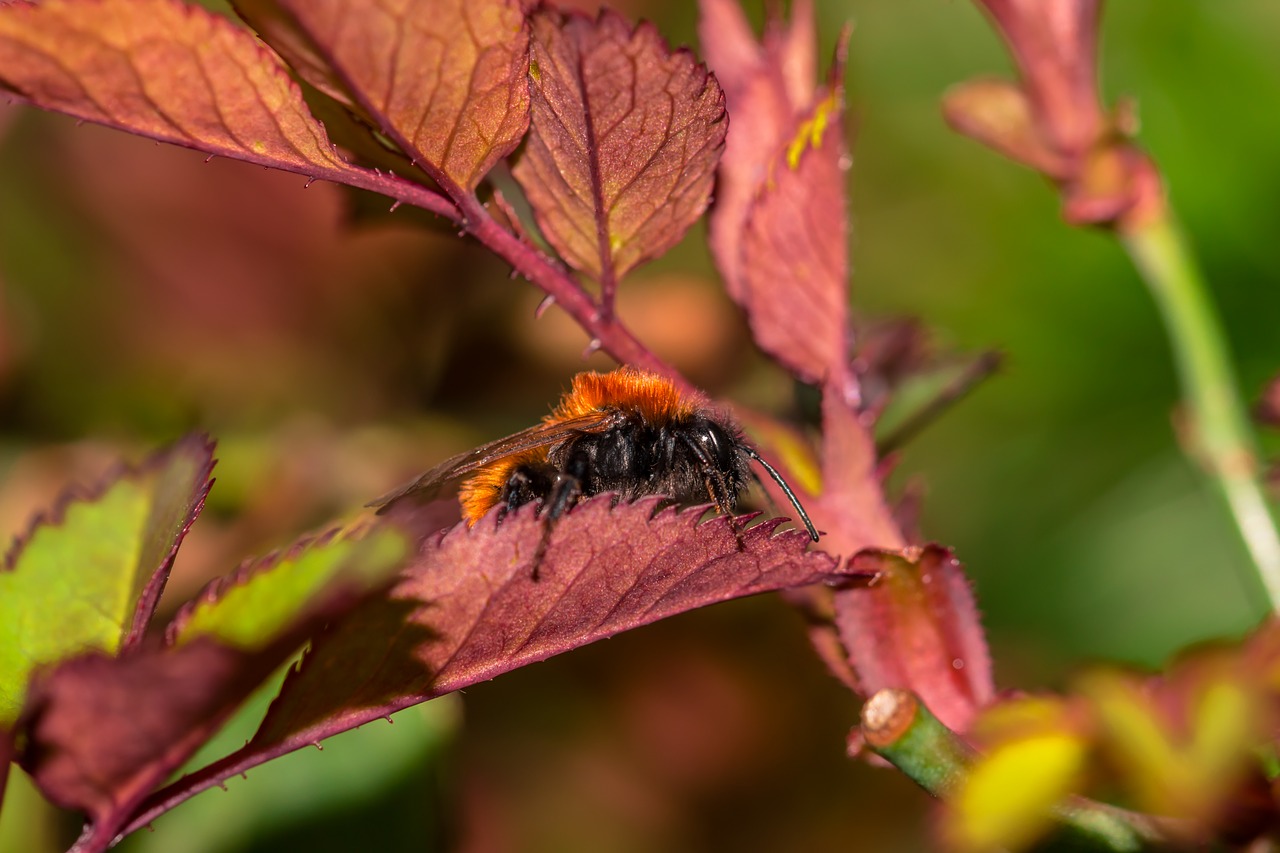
left=699, top=0, right=851, bottom=387
left=233, top=0, right=531, bottom=191
left=125, top=496, right=858, bottom=826
left=259, top=496, right=846, bottom=738
left=698, top=0, right=816, bottom=301
left=0, top=0, right=362, bottom=182
left=738, top=90, right=851, bottom=385
left=126, top=435, right=218, bottom=647
left=19, top=639, right=289, bottom=825
left=835, top=545, right=993, bottom=734
left=512, top=9, right=726, bottom=289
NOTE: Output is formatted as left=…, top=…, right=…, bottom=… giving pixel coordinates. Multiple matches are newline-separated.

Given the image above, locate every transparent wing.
left=367, top=409, right=626, bottom=512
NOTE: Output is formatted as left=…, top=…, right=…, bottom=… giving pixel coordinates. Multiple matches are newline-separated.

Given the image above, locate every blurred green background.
left=2, top=0, right=1278, bottom=850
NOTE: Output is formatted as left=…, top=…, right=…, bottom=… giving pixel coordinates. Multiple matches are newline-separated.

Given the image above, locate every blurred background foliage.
left=1, top=0, right=1278, bottom=850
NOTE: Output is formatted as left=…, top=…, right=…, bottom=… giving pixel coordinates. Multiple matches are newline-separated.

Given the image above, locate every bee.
left=370, top=367, right=819, bottom=567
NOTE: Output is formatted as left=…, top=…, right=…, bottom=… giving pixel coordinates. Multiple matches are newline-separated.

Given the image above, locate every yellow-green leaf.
left=0, top=436, right=215, bottom=726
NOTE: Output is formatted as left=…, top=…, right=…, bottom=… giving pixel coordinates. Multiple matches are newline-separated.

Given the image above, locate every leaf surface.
left=738, top=91, right=850, bottom=384
left=836, top=545, right=993, bottom=734
left=699, top=0, right=850, bottom=386
left=129, top=496, right=856, bottom=821
left=0, top=435, right=214, bottom=727
left=512, top=9, right=726, bottom=284
left=0, top=0, right=359, bottom=179
left=18, top=525, right=408, bottom=830
left=698, top=0, right=815, bottom=300
left=233, top=0, right=531, bottom=190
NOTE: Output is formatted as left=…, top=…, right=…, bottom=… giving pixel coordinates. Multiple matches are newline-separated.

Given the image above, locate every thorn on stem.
left=582, top=338, right=603, bottom=358
left=535, top=294, right=556, bottom=318
left=389, top=200, right=403, bottom=213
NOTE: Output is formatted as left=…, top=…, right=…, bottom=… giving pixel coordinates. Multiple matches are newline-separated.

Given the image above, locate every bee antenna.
left=743, top=447, right=820, bottom=541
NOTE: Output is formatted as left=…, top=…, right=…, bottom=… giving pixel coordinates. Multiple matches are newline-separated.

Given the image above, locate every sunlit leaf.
left=942, top=78, right=1062, bottom=176
left=738, top=89, right=850, bottom=384
left=698, top=0, right=816, bottom=301
left=512, top=9, right=726, bottom=285
left=169, top=526, right=408, bottom=649
left=0, top=0, right=361, bottom=179
left=233, top=0, right=531, bottom=191
left=0, top=435, right=214, bottom=727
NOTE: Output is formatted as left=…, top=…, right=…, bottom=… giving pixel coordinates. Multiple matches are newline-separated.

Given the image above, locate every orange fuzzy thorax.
left=457, top=368, right=701, bottom=525
left=547, top=367, right=700, bottom=424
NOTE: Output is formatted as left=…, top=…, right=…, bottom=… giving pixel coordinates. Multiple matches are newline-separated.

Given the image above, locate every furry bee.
left=370, top=367, right=819, bottom=549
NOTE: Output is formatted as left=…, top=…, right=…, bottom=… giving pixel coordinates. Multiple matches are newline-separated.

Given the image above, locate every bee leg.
left=501, top=464, right=557, bottom=519
left=703, top=474, right=746, bottom=553
left=529, top=472, right=583, bottom=581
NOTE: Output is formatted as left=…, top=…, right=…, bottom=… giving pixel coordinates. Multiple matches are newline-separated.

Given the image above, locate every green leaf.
left=20, top=524, right=410, bottom=831
left=0, top=435, right=215, bottom=727
left=170, top=524, right=408, bottom=650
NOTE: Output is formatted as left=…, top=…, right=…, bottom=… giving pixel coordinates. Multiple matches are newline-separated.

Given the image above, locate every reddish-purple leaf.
left=815, top=388, right=906, bottom=556
left=951, top=0, right=1162, bottom=228
left=698, top=0, right=815, bottom=301
left=233, top=0, right=531, bottom=192
left=125, top=436, right=217, bottom=647
left=511, top=9, right=727, bottom=290
left=699, top=0, right=851, bottom=388
left=835, top=545, right=993, bottom=734
left=738, top=90, right=851, bottom=386
left=260, top=496, right=845, bottom=737
left=124, top=496, right=856, bottom=828
left=19, top=639, right=290, bottom=826
left=0, top=0, right=371, bottom=183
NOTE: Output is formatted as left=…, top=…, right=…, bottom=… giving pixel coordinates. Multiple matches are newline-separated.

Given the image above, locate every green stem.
left=861, top=690, right=1160, bottom=851
left=1122, top=215, right=1280, bottom=612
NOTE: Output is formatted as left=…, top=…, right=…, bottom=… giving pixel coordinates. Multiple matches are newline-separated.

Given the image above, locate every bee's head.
left=686, top=415, right=820, bottom=542
left=680, top=416, right=751, bottom=504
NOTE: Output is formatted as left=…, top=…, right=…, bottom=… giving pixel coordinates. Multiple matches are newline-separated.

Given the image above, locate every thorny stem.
left=1122, top=215, right=1280, bottom=613
left=352, top=168, right=681, bottom=386
left=458, top=193, right=677, bottom=380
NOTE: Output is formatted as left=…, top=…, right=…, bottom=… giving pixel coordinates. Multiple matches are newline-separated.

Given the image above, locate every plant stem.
left=861, top=690, right=1163, bottom=851
left=1122, top=215, right=1280, bottom=612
